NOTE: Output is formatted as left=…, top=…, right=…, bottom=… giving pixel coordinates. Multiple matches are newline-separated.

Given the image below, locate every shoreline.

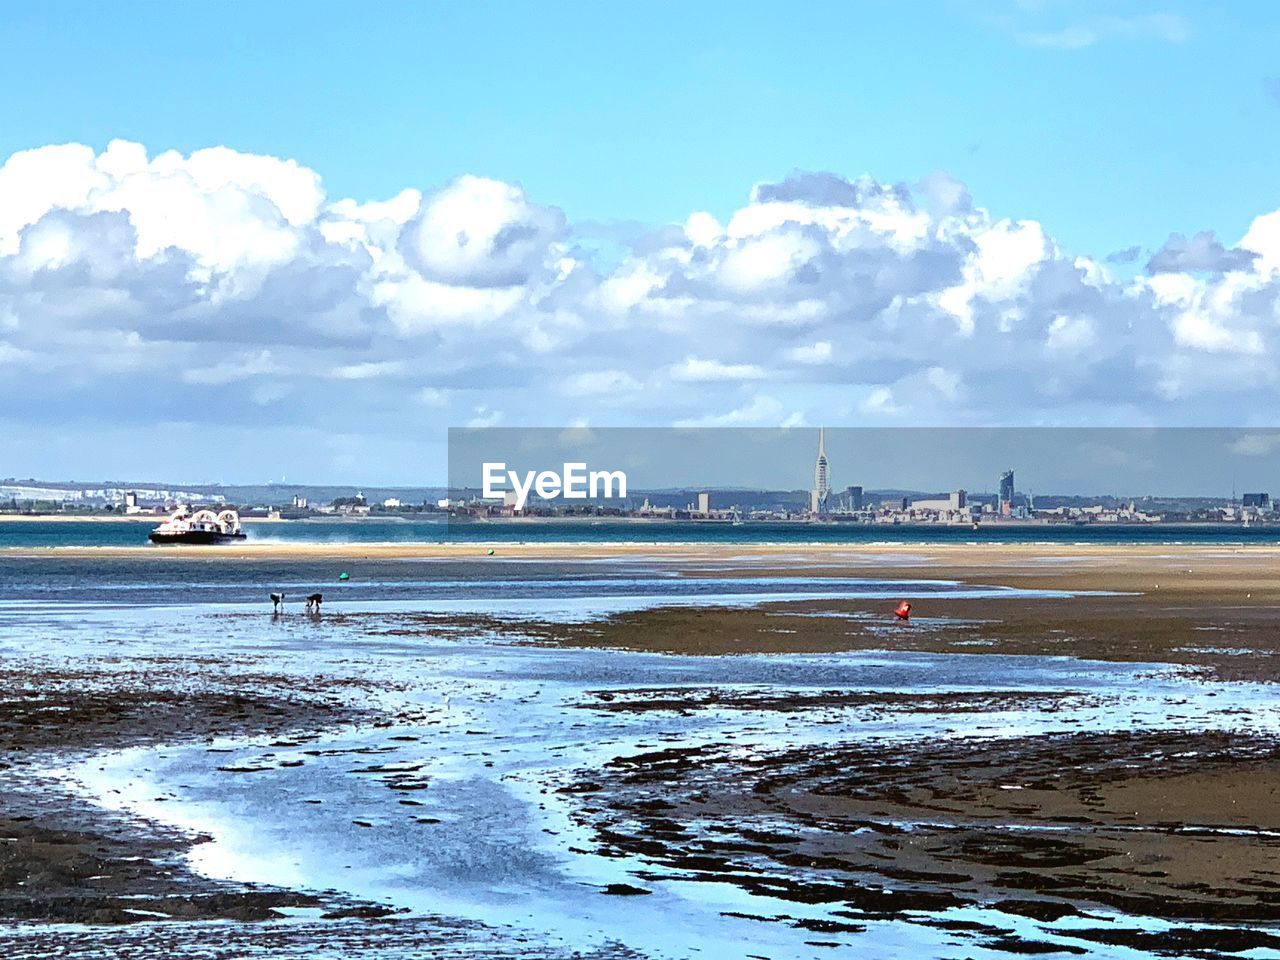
left=0, top=514, right=286, bottom=523
left=5, top=539, right=1279, bottom=578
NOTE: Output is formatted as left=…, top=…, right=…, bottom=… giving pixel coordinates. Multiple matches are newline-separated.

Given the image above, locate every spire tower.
left=813, top=427, right=831, bottom=514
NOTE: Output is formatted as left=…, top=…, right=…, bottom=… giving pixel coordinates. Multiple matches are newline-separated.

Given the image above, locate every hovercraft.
left=148, top=507, right=246, bottom=544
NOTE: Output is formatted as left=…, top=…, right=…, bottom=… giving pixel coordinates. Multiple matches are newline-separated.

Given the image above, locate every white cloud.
left=1045, top=314, right=1096, bottom=352
left=330, top=360, right=408, bottom=380
left=670, top=356, right=767, bottom=382
left=717, top=230, right=821, bottom=294
left=4, top=139, right=1280, bottom=477
left=861, top=387, right=901, bottom=415
left=400, top=175, right=564, bottom=287
left=786, top=341, right=833, bottom=364
left=675, top=395, right=787, bottom=427
left=685, top=211, right=723, bottom=247
left=925, top=366, right=963, bottom=402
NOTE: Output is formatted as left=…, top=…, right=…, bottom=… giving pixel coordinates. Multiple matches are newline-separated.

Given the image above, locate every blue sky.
left=4, top=1, right=1280, bottom=483
left=4, top=1, right=1277, bottom=258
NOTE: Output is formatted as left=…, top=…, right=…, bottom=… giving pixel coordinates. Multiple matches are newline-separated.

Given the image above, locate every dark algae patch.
left=569, top=727, right=1280, bottom=958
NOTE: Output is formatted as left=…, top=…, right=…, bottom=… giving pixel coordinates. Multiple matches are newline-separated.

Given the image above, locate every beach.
left=1, top=541, right=1278, bottom=958
left=4, top=536, right=1278, bottom=563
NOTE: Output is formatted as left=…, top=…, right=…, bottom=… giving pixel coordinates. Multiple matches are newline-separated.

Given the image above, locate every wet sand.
left=6, top=543, right=1280, bottom=957
left=370, top=543, right=1270, bottom=683
left=566, top=729, right=1280, bottom=956
left=0, top=661, right=397, bottom=925
left=1, top=538, right=1273, bottom=563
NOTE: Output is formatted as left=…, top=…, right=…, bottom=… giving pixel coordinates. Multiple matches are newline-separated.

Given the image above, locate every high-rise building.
left=1243, top=492, right=1271, bottom=511
left=999, top=470, right=1014, bottom=516
left=846, top=485, right=863, bottom=511
left=813, top=427, right=831, bottom=514
left=696, top=491, right=710, bottom=515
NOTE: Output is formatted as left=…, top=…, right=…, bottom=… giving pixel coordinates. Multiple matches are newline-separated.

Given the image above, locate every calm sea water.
left=3, top=517, right=1280, bottom=548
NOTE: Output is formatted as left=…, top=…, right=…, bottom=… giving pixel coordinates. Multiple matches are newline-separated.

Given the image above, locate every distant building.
left=910, top=491, right=970, bottom=513
left=813, top=427, right=831, bottom=514
left=1243, top=492, right=1271, bottom=511
left=910, top=496, right=947, bottom=511
left=696, top=492, right=710, bottom=515
left=382, top=497, right=402, bottom=509
left=0, top=484, right=84, bottom=504
left=999, top=470, right=1015, bottom=516
left=846, top=485, right=863, bottom=511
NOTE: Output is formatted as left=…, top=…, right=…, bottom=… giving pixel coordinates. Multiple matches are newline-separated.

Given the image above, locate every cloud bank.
left=2, top=140, right=1279, bottom=478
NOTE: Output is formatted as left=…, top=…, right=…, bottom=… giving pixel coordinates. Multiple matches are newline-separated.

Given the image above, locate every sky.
left=3, top=1, right=1280, bottom=484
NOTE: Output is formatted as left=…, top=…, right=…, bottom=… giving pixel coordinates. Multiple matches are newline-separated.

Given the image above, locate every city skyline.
left=15, top=427, right=1280, bottom=501
left=445, top=428, right=1280, bottom=500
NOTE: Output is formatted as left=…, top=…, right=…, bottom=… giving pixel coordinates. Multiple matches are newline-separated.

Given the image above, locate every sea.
left=4, top=516, right=1280, bottom=549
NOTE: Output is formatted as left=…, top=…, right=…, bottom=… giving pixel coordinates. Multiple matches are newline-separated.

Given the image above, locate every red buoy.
left=894, top=601, right=912, bottom=621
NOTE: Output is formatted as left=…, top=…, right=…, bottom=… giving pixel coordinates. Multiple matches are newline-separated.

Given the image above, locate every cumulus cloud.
left=1146, top=231, right=1258, bottom=274
left=5, top=139, right=1280, bottom=480
left=399, top=175, right=565, bottom=288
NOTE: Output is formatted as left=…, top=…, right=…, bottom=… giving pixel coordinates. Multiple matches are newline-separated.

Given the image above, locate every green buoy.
left=487, top=549, right=495, bottom=556
left=339, top=572, right=350, bottom=581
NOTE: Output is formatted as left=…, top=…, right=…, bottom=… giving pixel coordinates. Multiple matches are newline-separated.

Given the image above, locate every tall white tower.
left=813, top=427, right=831, bottom=514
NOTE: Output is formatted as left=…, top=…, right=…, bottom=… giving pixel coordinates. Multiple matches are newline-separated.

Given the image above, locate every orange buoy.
left=894, top=601, right=912, bottom=621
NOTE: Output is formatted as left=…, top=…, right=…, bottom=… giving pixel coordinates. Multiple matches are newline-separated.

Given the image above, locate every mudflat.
left=434, top=542, right=1280, bottom=682
left=565, top=729, right=1280, bottom=956
left=0, top=661, right=393, bottom=925
left=5, top=542, right=1280, bottom=958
